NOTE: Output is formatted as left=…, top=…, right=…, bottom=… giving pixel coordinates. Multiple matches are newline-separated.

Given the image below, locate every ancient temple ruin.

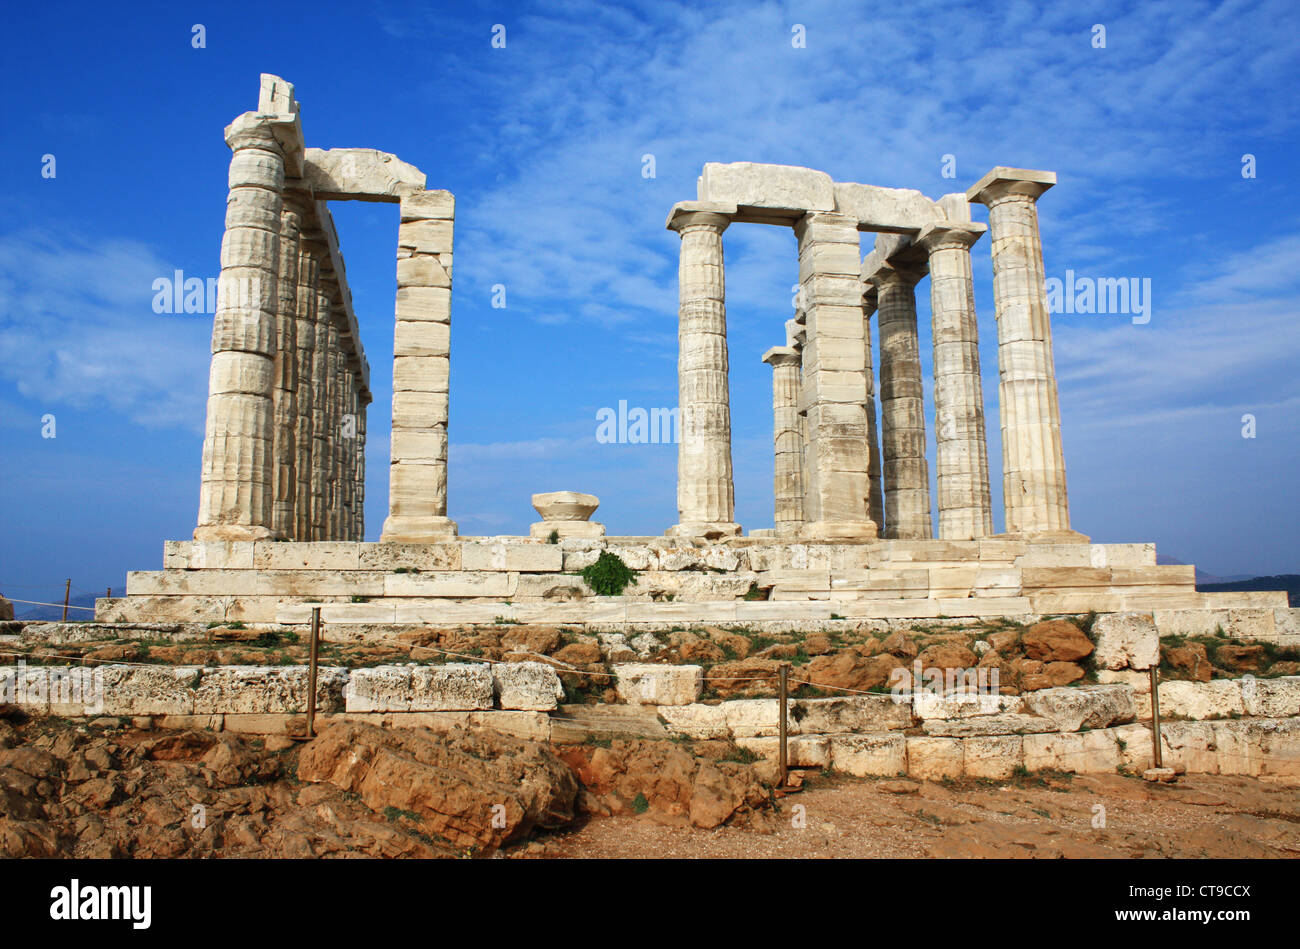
left=98, top=74, right=1291, bottom=640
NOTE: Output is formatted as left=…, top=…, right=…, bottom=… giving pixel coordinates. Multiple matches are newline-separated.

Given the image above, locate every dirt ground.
left=536, top=771, right=1300, bottom=859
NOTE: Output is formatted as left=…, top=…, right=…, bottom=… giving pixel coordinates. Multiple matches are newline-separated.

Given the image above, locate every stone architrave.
left=381, top=189, right=459, bottom=543
left=915, top=214, right=994, bottom=540
left=967, top=168, right=1086, bottom=542
left=666, top=202, right=742, bottom=539
left=195, top=112, right=289, bottom=541
left=864, top=242, right=931, bottom=540
left=762, top=346, right=805, bottom=538
left=794, top=210, right=877, bottom=540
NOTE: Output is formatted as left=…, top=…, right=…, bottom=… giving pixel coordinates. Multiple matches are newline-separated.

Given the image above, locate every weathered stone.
left=828, top=733, right=907, bottom=777
left=613, top=663, right=702, bottom=706
left=344, top=664, right=493, bottom=712
left=1022, top=685, right=1136, bottom=732
left=492, top=661, right=564, bottom=711
left=1092, top=612, right=1159, bottom=670
left=923, top=712, right=1057, bottom=737
left=193, top=666, right=347, bottom=715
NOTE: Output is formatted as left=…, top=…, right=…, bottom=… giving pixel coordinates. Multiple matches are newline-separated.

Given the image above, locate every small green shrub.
left=580, top=551, right=638, bottom=596
left=631, top=793, right=649, bottom=814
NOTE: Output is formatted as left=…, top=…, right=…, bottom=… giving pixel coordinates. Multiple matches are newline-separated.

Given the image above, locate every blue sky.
left=2, top=0, right=1298, bottom=606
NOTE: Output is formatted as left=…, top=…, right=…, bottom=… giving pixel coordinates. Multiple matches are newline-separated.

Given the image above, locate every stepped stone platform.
left=96, top=536, right=1293, bottom=636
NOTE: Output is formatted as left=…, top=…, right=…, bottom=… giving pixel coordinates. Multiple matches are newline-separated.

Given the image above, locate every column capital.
left=785, top=318, right=805, bottom=349
left=861, top=249, right=925, bottom=289
left=666, top=201, right=736, bottom=233
left=762, top=345, right=801, bottom=368
left=915, top=221, right=986, bottom=254
left=966, top=167, right=1056, bottom=206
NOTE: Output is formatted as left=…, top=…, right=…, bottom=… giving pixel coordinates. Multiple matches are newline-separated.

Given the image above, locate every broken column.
left=794, top=211, right=877, bottom=540
left=381, top=189, right=458, bottom=543
left=666, top=202, right=741, bottom=539
left=915, top=204, right=994, bottom=540
left=864, top=239, right=932, bottom=540
left=968, top=168, right=1085, bottom=541
left=762, top=345, right=805, bottom=538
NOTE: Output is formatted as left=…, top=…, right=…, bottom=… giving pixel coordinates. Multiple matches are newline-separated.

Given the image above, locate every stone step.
left=549, top=703, right=668, bottom=743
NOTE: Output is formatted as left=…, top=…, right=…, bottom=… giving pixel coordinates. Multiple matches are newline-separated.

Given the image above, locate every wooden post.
left=305, top=606, right=322, bottom=739
left=61, top=579, right=71, bottom=621
left=778, top=663, right=789, bottom=787
left=1149, top=666, right=1163, bottom=768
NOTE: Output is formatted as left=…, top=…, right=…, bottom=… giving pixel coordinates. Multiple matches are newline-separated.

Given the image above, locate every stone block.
left=461, top=543, right=563, bottom=572
left=613, top=663, right=702, bottom=706
left=657, top=703, right=730, bottom=739
left=1157, top=721, right=1218, bottom=774
left=828, top=733, right=907, bottom=777
left=736, top=735, right=831, bottom=768
left=923, top=713, right=1057, bottom=737
left=789, top=694, right=916, bottom=733
left=344, top=663, right=494, bottom=712
left=193, top=665, right=348, bottom=715
left=699, top=161, right=835, bottom=213
left=1158, top=679, right=1244, bottom=720
left=98, top=665, right=201, bottom=716
left=1022, top=730, right=1121, bottom=774
left=252, top=541, right=361, bottom=570
left=906, top=736, right=964, bottom=780
left=1092, top=612, right=1159, bottom=670
left=961, top=735, right=1023, bottom=779
left=492, top=661, right=564, bottom=711
left=1242, top=676, right=1300, bottom=717
left=1022, top=684, right=1136, bottom=732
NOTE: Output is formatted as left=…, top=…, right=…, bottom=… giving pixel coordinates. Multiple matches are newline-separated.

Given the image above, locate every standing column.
left=309, top=275, right=333, bottom=540
left=865, top=250, right=932, bottom=540
left=860, top=286, right=885, bottom=532
left=354, top=400, right=368, bottom=539
left=339, top=367, right=356, bottom=538
left=292, top=234, right=322, bottom=542
left=666, top=202, right=741, bottom=539
left=270, top=197, right=302, bottom=539
left=967, top=168, right=1085, bottom=541
left=916, top=219, right=994, bottom=540
left=762, top=346, right=804, bottom=538
left=381, top=189, right=458, bottom=543
left=195, top=114, right=284, bottom=541
left=794, top=211, right=877, bottom=540
left=325, top=330, right=342, bottom=539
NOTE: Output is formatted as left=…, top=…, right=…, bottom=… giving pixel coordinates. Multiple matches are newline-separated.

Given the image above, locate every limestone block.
left=1154, top=608, right=1228, bottom=638
left=252, top=541, right=361, bottom=570
left=1224, top=608, right=1278, bottom=640
left=301, top=148, right=426, bottom=202
left=613, top=663, right=703, bottom=706
left=736, top=735, right=831, bottom=768
left=1158, top=679, right=1244, bottom=720
left=398, top=221, right=455, bottom=256
left=698, top=161, right=835, bottom=213
left=492, top=661, right=564, bottom=711
left=1022, top=684, right=1136, bottom=732
left=961, top=735, right=1023, bottom=779
left=906, top=736, right=964, bottom=780
left=1157, top=722, right=1218, bottom=774
left=789, top=695, right=915, bottom=733
left=1214, top=719, right=1300, bottom=778
left=344, top=663, right=494, bottom=712
left=1113, top=723, right=1156, bottom=772
left=394, top=286, right=452, bottom=322
left=530, top=521, right=605, bottom=539
left=383, top=572, right=515, bottom=598
left=912, top=691, right=1025, bottom=719
left=1093, top=612, right=1159, bottom=670
left=1242, top=676, right=1300, bottom=717
left=399, top=189, right=455, bottom=222
left=719, top=699, right=783, bottom=737
left=1022, top=730, right=1121, bottom=773
left=193, top=665, right=348, bottom=715
left=828, top=733, right=907, bottom=777
left=188, top=541, right=256, bottom=569
left=98, top=665, right=201, bottom=716
left=657, top=703, right=730, bottom=739
left=461, top=543, right=563, bottom=572
left=923, top=713, right=1057, bottom=737
left=360, top=543, right=463, bottom=573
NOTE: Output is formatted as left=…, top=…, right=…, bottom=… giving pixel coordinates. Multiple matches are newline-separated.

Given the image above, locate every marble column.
left=666, top=202, right=741, bottom=539
left=270, top=197, right=301, bottom=539
left=195, top=113, right=285, bottom=541
left=381, top=189, right=458, bottom=543
left=866, top=252, right=932, bottom=540
left=325, top=332, right=342, bottom=539
left=860, top=286, right=885, bottom=532
left=291, top=234, right=322, bottom=542
left=967, top=167, right=1085, bottom=541
left=793, top=210, right=877, bottom=540
left=309, top=275, right=333, bottom=540
left=762, top=346, right=804, bottom=538
left=354, top=402, right=367, bottom=540
left=339, top=367, right=356, bottom=538
left=916, top=219, right=995, bottom=540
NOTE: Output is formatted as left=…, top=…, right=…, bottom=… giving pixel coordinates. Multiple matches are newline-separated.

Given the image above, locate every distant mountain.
left=11, top=592, right=101, bottom=622
left=1197, top=575, right=1300, bottom=608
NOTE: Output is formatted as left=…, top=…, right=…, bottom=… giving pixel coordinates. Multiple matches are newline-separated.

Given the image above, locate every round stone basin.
left=532, top=491, right=600, bottom=521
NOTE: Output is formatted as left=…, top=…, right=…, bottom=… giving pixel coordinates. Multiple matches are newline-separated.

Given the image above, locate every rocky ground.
left=1, top=705, right=1296, bottom=860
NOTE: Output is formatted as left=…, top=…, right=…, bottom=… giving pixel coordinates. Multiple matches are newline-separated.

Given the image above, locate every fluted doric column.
left=381, top=189, right=458, bottom=543
left=865, top=248, right=932, bottom=540
left=860, top=286, right=885, bottom=532
left=666, top=202, right=741, bottom=539
left=195, top=113, right=287, bottom=541
left=762, top=345, right=804, bottom=538
left=270, top=196, right=301, bottom=539
left=794, top=210, right=877, bottom=541
left=916, top=216, right=994, bottom=540
left=354, top=403, right=367, bottom=539
left=967, top=167, right=1086, bottom=542
left=291, top=232, right=321, bottom=541
left=308, top=272, right=333, bottom=540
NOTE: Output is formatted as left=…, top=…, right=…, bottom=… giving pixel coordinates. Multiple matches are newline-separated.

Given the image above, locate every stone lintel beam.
left=832, top=181, right=945, bottom=234
left=966, top=166, right=1057, bottom=205
left=302, top=147, right=427, bottom=203
left=761, top=345, right=801, bottom=368
left=697, top=162, right=835, bottom=216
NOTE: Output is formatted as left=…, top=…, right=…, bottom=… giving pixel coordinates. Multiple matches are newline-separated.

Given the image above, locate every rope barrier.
left=2, top=598, right=96, bottom=612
